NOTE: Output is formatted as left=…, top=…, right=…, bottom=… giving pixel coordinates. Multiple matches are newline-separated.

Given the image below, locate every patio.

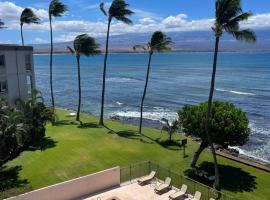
left=85, top=182, right=177, bottom=200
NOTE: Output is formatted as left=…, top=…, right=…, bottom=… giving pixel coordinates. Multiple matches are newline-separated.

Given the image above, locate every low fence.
left=120, top=161, right=236, bottom=200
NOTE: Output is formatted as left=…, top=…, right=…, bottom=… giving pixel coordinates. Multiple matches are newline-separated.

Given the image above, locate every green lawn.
left=1, top=109, right=269, bottom=200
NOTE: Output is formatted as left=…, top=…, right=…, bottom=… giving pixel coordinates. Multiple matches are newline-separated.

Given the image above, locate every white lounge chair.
left=154, top=177, right=171, bottom=193
left=137, top=171, right=156, bottom=185
left=190, top=191, right=201, bottom=200
left=169, top=184, right=188, bottom=199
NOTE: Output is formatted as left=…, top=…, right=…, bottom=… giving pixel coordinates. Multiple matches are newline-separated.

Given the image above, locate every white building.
left=0, top=45, right=35, bottom=105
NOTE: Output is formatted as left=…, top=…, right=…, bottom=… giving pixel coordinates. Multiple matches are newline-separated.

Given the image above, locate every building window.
left=0, top=81, right=7, bottom=93
left=0, top=55, right=5, bottom=67
left=25, top=54, right=31, bottom=71
left=27, top=75, right=32, bottom=94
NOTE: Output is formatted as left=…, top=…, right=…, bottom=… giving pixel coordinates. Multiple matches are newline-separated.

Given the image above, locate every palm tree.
left=161, top=118, right=178, bottom=142
left=206, top=0, right=256, bottom=189
left=133, top=31, right=172, bottom=134
left=20, top=8, right=40, bottom=46
left=99, top=0, right=134, bottom=126
left=67, top=34, right=101, bottom=121
left=49, top=0, right=67, bottom=115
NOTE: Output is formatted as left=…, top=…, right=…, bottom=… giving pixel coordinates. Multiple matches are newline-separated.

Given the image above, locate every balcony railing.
left=120, top=161, right=236, bottom=200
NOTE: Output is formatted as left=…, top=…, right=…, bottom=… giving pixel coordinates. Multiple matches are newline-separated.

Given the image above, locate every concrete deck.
left=85, top=182, right=177, bottom=200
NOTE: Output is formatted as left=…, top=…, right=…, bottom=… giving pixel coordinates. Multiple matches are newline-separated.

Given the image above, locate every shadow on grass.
left=155, top=138, right=182, bottom=151
left=103, top=125, right=154, bottom=144
left=77, top=122, right=100, bottom=129
left=54, top=120, right=78, bottom=126
left=184, top=161, right=257, bottom=192
left=28, top=137, right=58, bottom=151
left=0, top=166, right=29, bottom=191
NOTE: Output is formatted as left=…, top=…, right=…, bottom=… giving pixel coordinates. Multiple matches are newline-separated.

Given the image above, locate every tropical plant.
left=0, top=105, right=25, bottom=165
left=48, top=0, right=68, bottom=115
left=15, top=89, right=55, bottom=142
left=179, top=101, right=250, bottom=168
left=67, top=34, right=101, bottom=121
left=133, top=31, right=172, bottom=133
left=161, top=118, right=179, bottom=142
left=20, top=8, right=40, bottom=46
left=99, top=0, right=134, bottom=126
left=204, top=0, right=256, bottom=189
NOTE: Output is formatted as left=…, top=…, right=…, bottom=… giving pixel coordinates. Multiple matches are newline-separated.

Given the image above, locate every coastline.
left=62, top=108, right=270, bottom=171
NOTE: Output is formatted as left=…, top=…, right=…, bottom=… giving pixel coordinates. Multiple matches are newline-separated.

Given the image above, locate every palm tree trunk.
left=99, top=19, right=111, bottom=126
left=49, top=16, right=55, bottom=115
left=20, top=24, right=24, bottom=46
left=191, top=141, right=208, bottom=168
left=206, top=36, right=220, bottom=190
left=76, top=55, right=81, bottom=121
left=139, top=52, right=153, bottom=134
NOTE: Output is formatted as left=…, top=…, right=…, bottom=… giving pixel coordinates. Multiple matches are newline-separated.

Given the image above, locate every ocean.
left=34, top=52, right=270, bottom=163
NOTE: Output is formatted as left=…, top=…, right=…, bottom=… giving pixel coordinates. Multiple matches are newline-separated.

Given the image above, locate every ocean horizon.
left=34, top=52, right=270, bottom=163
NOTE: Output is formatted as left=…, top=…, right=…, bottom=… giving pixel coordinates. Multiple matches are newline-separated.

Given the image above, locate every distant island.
left=33, top=30, right=270, bottom=54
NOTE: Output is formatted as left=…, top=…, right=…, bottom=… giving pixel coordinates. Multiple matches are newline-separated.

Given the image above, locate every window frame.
left=25, top=54, right=32, bottom=71
left=0, top=54, right=6, bottom=67
left=0, top=81, right=8, bottom=93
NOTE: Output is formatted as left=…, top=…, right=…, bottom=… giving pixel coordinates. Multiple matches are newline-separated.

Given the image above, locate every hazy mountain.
left=33, top=29, right=270, bottom=53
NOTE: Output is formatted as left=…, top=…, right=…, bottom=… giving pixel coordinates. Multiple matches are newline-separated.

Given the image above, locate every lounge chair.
left=169, top=184, right=187, bottom=199
left=190, top=191, right=201, bottom=200
left=137, top=171, right=156, bottom=185
left=154, top=177, right=171, bottom=193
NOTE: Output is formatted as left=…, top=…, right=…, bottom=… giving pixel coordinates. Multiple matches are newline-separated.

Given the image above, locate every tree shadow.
left=27, top=137, right=58, bottom=151
left=77, top=122, right=100, bottom=129
left=184, top=161, right=257, bottom=192
left=54, top=120, right=78, bottom=126
left=155, top=138, right=182, bottom=151
left=0, top=166, right=29, bottom=191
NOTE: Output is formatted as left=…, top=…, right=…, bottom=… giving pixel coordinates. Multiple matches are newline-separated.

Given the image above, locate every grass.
left=1, top=109, right=269, bottom=200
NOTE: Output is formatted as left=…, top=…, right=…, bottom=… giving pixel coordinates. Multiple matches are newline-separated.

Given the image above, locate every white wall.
left=7, top=167, right=121, bottom=200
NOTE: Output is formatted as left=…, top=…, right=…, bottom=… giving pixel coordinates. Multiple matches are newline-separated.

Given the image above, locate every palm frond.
left=229, top=29, right=256, bottom=43
left=74, top=34, right=101, bottom=56
left=20, top=8, right=40, bottom=25
left=161, top=118, right=170, bottom=127
left=67, top=46, right=75, bottom=54
left=109, top=0, right=134, bottom=24
left=216, top=0, right=242, bottom=24
left=49, top=0, right=68, bottom=17
left=133, top=45, right=146, bottom=51
left=150, top=31, right=172, bottom=52
left=0, top=19, right=5, bottom=29
left=224, top=11, right=252, bottom=32
left=100, top=3, right=108, bottom=16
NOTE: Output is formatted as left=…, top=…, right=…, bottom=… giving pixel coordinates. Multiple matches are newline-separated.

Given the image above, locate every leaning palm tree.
left=206, top=0, right=256, bottom=190
left=99, top=0, right=134, bottom=126
left=49, top=0, right=67, bottom=115
left=20, top=8, right=40, bottom=46
left=67, top=34, right=101, bottom=121
left=134, top=31, right=172, bottom=134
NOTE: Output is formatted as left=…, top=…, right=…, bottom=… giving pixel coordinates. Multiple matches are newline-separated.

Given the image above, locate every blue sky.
left=1, top=0, right=270, bottom=44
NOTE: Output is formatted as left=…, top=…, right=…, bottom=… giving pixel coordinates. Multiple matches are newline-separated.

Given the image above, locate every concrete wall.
left=0, top=45, right=35, bottom=105
left=7, top=167, right=121, bottom=200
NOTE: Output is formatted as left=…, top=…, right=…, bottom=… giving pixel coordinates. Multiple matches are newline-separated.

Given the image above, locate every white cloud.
left=32, top=37, right=48, bottom=44
left=139, top=18, right=156, bottom=24
left=1, top=1, right=270, bottom=43
left=0, top=1, right=47, bottom=29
